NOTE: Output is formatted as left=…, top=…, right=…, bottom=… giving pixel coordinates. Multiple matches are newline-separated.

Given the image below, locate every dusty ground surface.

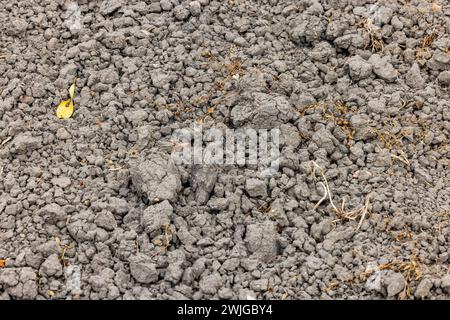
left=0, top=0, right=449, bottom=300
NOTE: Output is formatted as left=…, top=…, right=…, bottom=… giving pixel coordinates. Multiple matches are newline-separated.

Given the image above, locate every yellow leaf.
left=56, top=99, right=74, bottom=119
left=69, top=82, right=76, bottom=100
left=0, top=259, right=5, bottom=268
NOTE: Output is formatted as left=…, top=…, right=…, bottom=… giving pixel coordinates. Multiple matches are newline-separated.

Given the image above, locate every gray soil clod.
left=0, top=0, right=449, bottom=300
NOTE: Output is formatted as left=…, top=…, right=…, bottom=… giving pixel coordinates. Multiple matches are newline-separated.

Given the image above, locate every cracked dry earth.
left=0, top=0, right=449, bottom=300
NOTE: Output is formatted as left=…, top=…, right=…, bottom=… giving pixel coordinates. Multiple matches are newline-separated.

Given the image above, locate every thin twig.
left=312, top=161, right=338, bottom=212
left=312, top=161, right=371, bottom=231
left=356, top=195, right=371, bottom=232
left=1, top=136, right=12, bottom=146
left=314, top=182, right=328, bottom=210
left=391, top=154, right=410, bottom=166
